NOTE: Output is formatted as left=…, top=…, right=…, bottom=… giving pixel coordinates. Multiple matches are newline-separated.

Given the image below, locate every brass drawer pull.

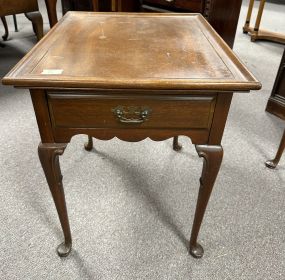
left=112, top=106, right=151, bottom=124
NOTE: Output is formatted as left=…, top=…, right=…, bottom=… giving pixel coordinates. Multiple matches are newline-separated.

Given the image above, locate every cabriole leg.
left=265, top=129, right=285, bottom=169
left=1, top=16, right=8, bottom=41
left=38, top=143, right=72, bottom=257
left=173, top=136, right=182, bottom=151
left=25, top=11, right=44, bottom=41
left=84, top=135, right=94, bottom=151
left=189, top=145, right=223, bottom=258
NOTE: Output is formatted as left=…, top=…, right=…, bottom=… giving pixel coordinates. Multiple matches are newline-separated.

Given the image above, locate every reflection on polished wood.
left=2, top=12, right=261, bottom=258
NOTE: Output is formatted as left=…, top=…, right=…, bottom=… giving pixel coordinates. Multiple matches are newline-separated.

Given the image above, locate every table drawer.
left=48, top=94, right=216, bottom=130
left=143, top=0, right=204, bottom=12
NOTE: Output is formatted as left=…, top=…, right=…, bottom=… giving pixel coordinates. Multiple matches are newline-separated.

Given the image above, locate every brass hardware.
left=112, top=106, right=151, bottom=124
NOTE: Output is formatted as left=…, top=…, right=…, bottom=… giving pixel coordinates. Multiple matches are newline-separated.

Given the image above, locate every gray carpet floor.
left=0, top=0, right=285, bottom=279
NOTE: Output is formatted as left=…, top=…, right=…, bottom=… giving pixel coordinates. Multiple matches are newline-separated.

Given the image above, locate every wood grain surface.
left=2, top=12, right=261, bottom=91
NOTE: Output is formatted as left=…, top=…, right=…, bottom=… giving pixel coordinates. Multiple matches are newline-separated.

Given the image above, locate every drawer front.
left=143, top=0, right=204, bottom=12
left=48, top=94, right=216, bottom=130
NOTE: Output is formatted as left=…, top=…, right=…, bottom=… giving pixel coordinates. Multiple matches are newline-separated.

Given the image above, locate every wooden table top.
left=3, top=12, right=261, bottom=91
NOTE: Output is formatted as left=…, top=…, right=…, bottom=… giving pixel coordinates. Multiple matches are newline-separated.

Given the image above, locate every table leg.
left=38, top=143, right=72, bottom=257
left=25, top=12, right=44, bottom=41
left=13, top=15, right=18, bottom=32
left=85, top=135, right=94, bottom=151
left=1, top=16, right=8, bottom=41
left=251, top=0, right=266, bottom=41
left=265, top=129, right=285, bottom=169
left=173, top=136, right=182, bottom=151
left=92, top=0, right=99, bottom=11
left=243, top=0, right=255, bottom=34
left=45, top=0, right=58, bottom=28
left=189, top=145, right=223, bottom=258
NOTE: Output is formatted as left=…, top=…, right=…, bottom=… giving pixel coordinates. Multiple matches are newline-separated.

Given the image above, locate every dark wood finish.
left=142, top=0, right=204, bottom=12
left=85, top=135, right=94, bottom=151
left=25, top=12, right=44, bottom=41
left=61, top=0, right=102, bottom=13
left=208, top=93, right=233, bottom=145
left=207, top=0, right=243, bottom=48
left=38, top=143, right=72, bottom=257
left=190, top=145, right=223, bottom=258
left=1, top=16, right=8, bottom=41
left=30, top=90, right=55, bottom=143
left=61, top=0, right=139, bottom=13
left=13, top=14, right=18, bottom=32
left=2, top=12, right=261, bottom=258
left=0, top=0, right=43, bottom=41
left=0, top=0, right=38, bottom=15
left=173, top=136, right=182, bottom=151
left=266, top=49, right=285, bottom=120
left=265, top=129, right=285, bottom=169
left=47, top=94, right=216, bottom=129
left=265, top=49, right=285, bottom=168
left=45, top=0, right=58, bottom=27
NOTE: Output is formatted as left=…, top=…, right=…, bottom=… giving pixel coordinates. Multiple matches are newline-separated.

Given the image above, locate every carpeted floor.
left=0, top=0, right=285, bottom=279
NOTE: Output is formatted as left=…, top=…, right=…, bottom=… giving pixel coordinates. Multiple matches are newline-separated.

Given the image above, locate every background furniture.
left=0, top=0, right=43, bottom=41
left=45, top=0, right=58, bottom=27
left=243, top=0, right=285, bottom=44
left=59, top=0, right=242, bottom=48
left=61, top=0, right=137, bottom=13
left=1, top=15, right=19, bottom=42
left=265, top=48, right=285, bottom=168
left=2, top=12, right=260, bottom=259
left=140, top=0, right=243, bottom=48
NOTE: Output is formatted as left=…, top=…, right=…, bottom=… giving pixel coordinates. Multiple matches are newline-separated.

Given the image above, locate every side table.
left=3, top=12, right=261, bottom=258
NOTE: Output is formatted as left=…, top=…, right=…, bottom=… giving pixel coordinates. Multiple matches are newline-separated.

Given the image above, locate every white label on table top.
left=41, top=69, right=63, bottom=75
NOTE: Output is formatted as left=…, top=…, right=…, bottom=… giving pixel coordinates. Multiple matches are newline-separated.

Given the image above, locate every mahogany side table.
left=2, top=12, right=261, bottom=258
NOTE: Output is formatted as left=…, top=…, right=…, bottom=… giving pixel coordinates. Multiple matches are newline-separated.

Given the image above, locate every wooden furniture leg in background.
left=189, top=145, right=223, bottom=258
left=243, top=0, right=255, bottom=34
left=25, top=11, right=44, bottom=41
left=38, top=143, right=72, bottom=257
left=173, top=136, right=182, bottom=151
left=1, top=16, right=8, bottom=41
left=111, top=0, right=122, bottom=12
left=92, top=0, right=99, bottom=11
left=265, top=129, right=285, bottom=169
left=45, top=0, right=58, bottom=27
left=85, top=136, right=94, bottom=151
left=13, top=15, right=18, bottom=32
left=251, top=0, right=266, bottom=42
